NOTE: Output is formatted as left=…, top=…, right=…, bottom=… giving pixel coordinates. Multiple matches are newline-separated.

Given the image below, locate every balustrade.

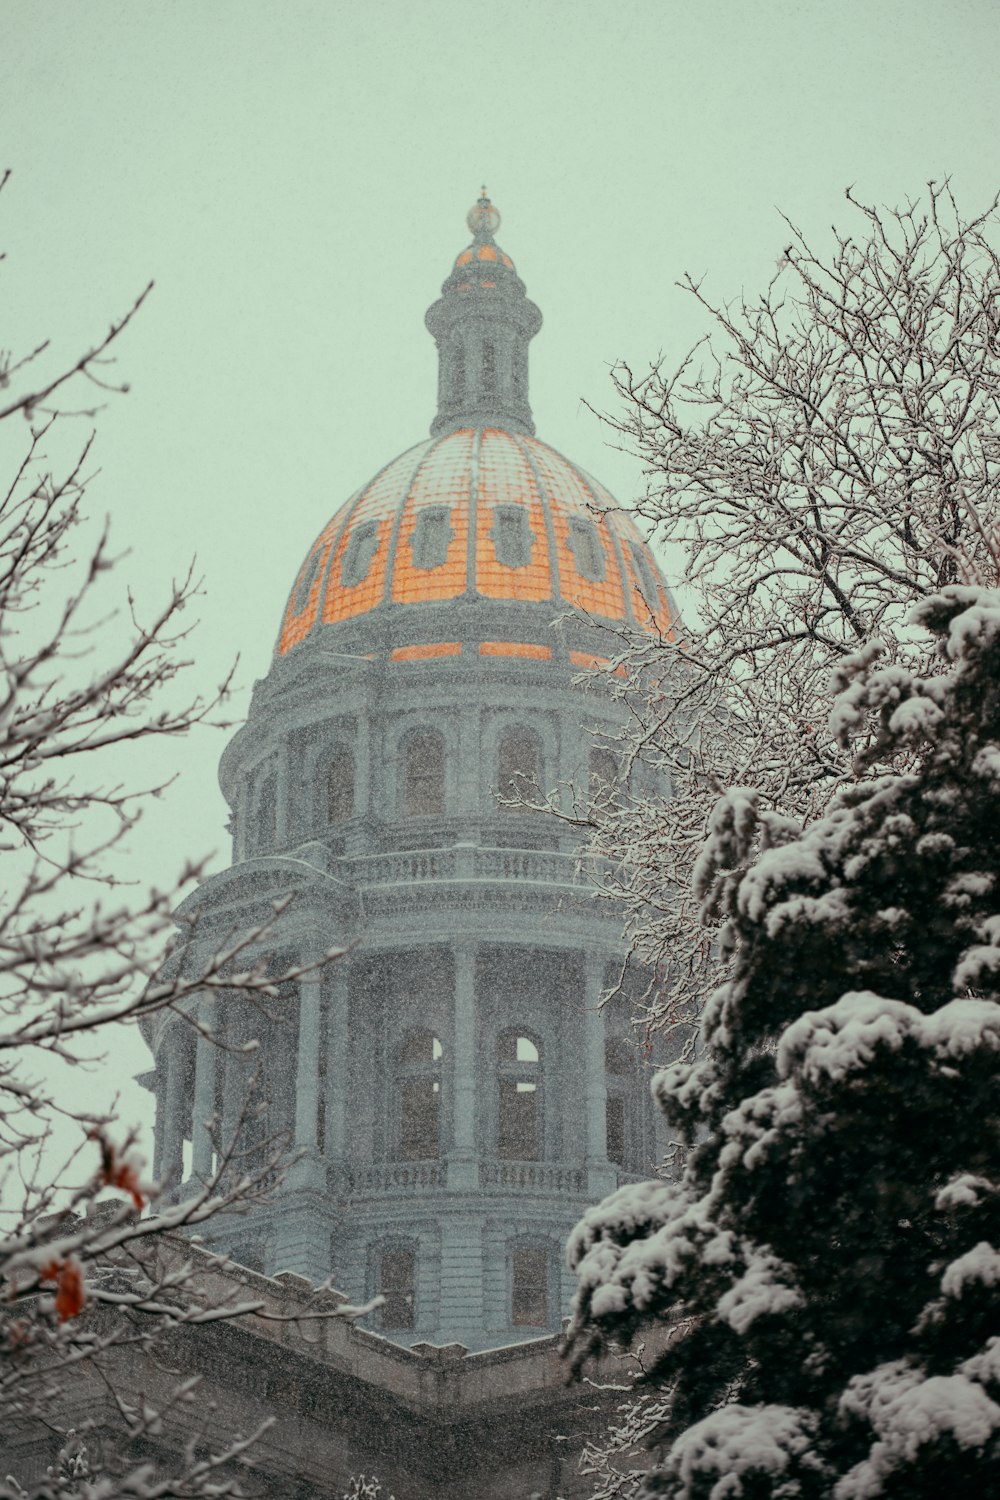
left=336, top=1158, right=588, bottom=1196
left=479, top=1160, right=585, bottom=1194
left=350, top=843, right=588, bottom=890
left=345, top=1162, right=442, bottom=1193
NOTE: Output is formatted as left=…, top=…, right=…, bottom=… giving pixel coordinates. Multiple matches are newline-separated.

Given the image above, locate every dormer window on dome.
left=490, top=504, right=534, bottom=569
left=277, top=430, right=678, bottom=651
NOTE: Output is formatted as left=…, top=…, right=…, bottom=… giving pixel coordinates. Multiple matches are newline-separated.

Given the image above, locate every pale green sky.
left=1, top=0, right=997, bottom=1158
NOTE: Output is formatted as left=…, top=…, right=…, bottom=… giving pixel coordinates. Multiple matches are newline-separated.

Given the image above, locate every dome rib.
left=466, top=426, right=484, bottom=597
left=510, top=429, right=561, bottom=604
left=384, top=438, right=461, bottom=609
left=566, top=460, right=641, bottom=631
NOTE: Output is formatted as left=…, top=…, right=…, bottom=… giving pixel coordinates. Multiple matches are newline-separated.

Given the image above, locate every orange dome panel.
left=525, top=441, right=628, bottom=622
left=276, top=428, right=676, bottom=654
left=319, top=447, right=422, bottom=624
left=609, top=512, right=677, bottom=639
left=278, top=515, right=341, bottom=655
left=392, top=642, right=463, bottom=662
left=392, top=430, right=474, bottom=605
left=480, top=641, right=552, bottom=660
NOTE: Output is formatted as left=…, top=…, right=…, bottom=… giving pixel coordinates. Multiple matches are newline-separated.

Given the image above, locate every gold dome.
left=278, top=426, right=676, bottom=656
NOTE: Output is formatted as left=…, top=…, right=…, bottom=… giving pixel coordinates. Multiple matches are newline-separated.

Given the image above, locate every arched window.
left=398, top=1031, right=443, bottom=1160
left=512, top=1246, right=548, bottom=1327
left=482, top=339, right=497, bottom=392
left=327, top=745, right=354, bottom=824
left=497, top=727, right=542, bottom=813
left=497, top=1033, right=541, bottom=1160
left=380, top=1247, right=416, bottom=1330
left=403, top=730, right=445, bottom=817
left=606, top=1038, right=632, bottom=1169
left=589, top=747, right=618, bottom=799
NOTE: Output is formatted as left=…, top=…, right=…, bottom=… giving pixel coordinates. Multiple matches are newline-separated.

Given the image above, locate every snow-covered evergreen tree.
left=567, top=586, right=1000, bottom=1499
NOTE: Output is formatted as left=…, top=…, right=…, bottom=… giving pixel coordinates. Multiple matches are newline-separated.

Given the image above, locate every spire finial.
left=426, top=192, right=541, bottom=437
left=467, top=190, right=500, bottom=239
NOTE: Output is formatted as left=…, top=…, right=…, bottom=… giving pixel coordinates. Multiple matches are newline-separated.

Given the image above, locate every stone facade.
left=10, top=1233, right=659, bottom=1500
left=117, top=196, right=679, bottom=1491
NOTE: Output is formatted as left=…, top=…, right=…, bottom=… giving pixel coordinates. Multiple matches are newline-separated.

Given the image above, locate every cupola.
left=425, top=191, right=542, bottom=437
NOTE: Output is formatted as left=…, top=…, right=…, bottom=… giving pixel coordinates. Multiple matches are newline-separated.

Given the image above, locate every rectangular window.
left=497, top=729, right=541, bottom=813
left=629, top=542, right=661, bottom=612
left=491, top=505, right=532, bottom=569
left=589, top=747, right=618, bottom=798
left=452, top=343, right=466, bottom=400
left=381, top=1248, right=415, bottom=1329
left=327, top=745, right=355, bottom=823
left=292, top=547, right=323, bottom=614
left=482, top=340, right=497, bottom=392
left=568, top=516, right=606, bottom=583
left=410, top=506, right=453, bottom=570
left=498, top=1079, right=539, bottom=1159
left=512, top=1248, right=547, bottom=1327
left=404, top=732, right=445, bottom=817
left=341, top=520, right=380, bottom=588
left=400, top=1078, right=440, bottom=1160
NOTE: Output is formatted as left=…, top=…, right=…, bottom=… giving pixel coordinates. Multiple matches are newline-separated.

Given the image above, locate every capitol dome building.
left=143, top=194, right=676, bottom=1359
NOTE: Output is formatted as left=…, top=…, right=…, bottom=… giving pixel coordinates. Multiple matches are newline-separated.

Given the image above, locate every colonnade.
left=152, top=943, right=621, bottom=1202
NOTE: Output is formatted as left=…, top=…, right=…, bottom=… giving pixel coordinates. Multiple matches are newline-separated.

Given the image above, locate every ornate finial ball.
left=467, top=194, right=501, bottom=237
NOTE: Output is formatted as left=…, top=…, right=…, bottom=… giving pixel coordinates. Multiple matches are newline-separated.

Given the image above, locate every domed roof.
left=277, top=427, right=676, bottom=655
left=276, top=195, right=678, bottom=658
left=453, top=191, right=515, bottom=272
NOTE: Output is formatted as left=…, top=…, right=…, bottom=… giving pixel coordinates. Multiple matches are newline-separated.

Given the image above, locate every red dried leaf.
left=92, top=1130, right=146, bottom=1210
left=53, top=1258, right=85, bottom=1322
left=111, top=1160, right=145, bottom=1211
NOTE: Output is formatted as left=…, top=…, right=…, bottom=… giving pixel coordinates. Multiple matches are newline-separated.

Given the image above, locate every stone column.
left=437, top=1215, right=485, bottom=1347
left=220, top=1004, right=248, bottom=1167
left=274, top=948, right=339, bottom=1279
left=354, top=717, right=371, bottom=826
left=290, top=957, right=325, bottom=1191
left=274, top=741, right=290, bottom=849
left=234, top=786, right=249, bottom=863
left=584, top=951, right=617, bottom=1197
left=557, top=708, right=583, bottom=818
left=448, top=943, right=477, bottom=1190
left=159, top=1026, right=186, bottom=1195
left=457, top=707, right=479, bottom=826
left=152, top=1056, right=167, bottom=1182
left=324, top=960, right=350, bottom=1165
left=191, top=996, right=217, bottom=1180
